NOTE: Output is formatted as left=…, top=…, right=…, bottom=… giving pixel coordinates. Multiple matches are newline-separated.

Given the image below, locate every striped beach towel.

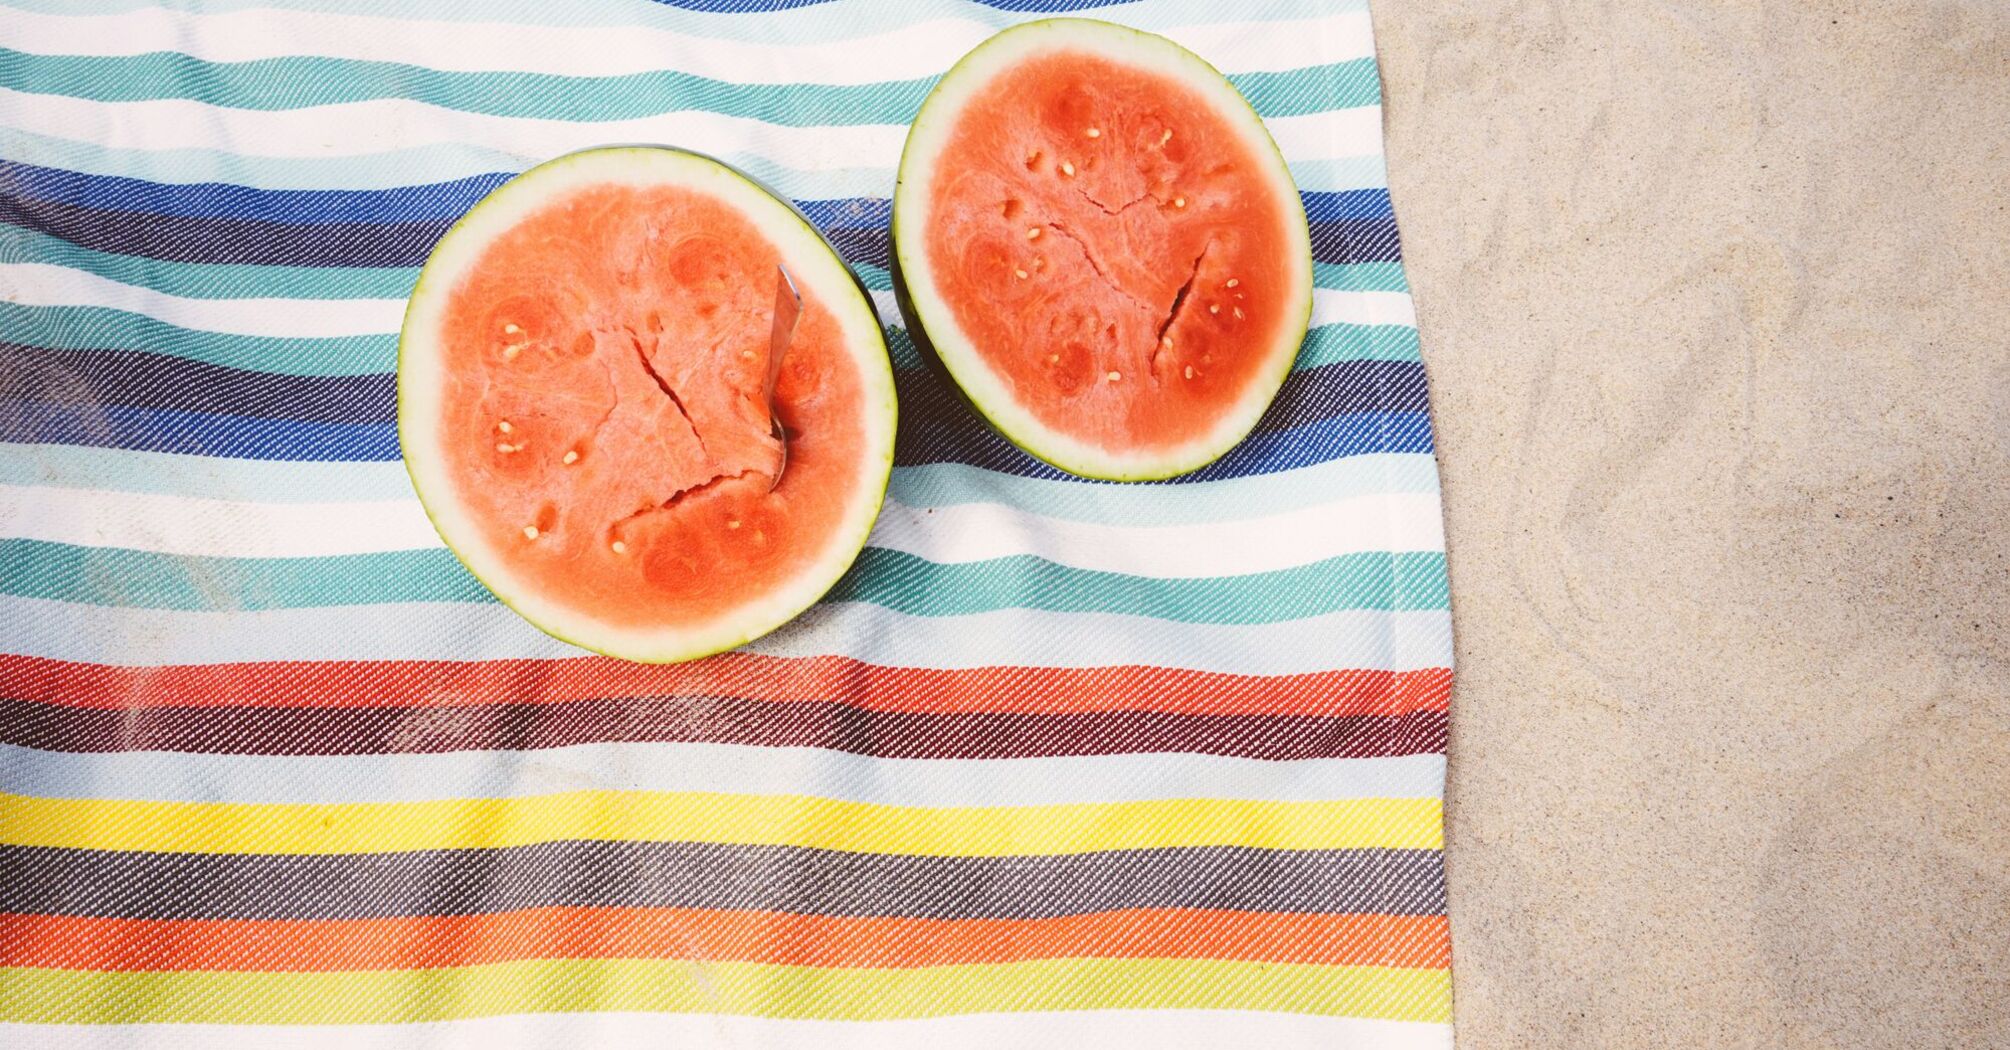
left=0, top=1, right=1453, bottom=1047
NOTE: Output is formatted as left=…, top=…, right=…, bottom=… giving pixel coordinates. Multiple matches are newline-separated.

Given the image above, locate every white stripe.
left=1318, top=289, right=1417, bottom=329
left=869, top=288, right=900, bottom=326
left=870, top=492, right=1446, bottom=575
left=1, top=742, right=1447, bottom=806
left=0, top=1012, right=1453, bottom=1050
left=0, top=594, right=1455, bottom=673
left=0, top=266, right=1405, bottom=344
left=0, top=263, right=405, bottom=338
left=0, top=484, right=439, bottom=557
left=0, top=88, right=1382, bottom=170
left=0, top=7, right=1375, bottom=82
left=1, top=483, right=1446, bottom=573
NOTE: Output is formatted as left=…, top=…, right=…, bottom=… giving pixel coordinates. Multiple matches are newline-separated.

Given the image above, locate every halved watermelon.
left=400, top=147, right=896, bottom=663
left=893, top=19, right=1313, bottom=481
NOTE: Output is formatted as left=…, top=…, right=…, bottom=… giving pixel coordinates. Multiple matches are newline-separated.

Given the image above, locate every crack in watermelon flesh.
left=431, top=182, right=868, bottom=629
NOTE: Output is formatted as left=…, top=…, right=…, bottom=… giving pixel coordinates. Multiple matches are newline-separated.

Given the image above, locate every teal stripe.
left=911, top=261, right=1410, bottom=297
left=0, top=128, right=911, bottom=200
left=1315, top=261, right=1409, bottom=293
left=0, top=48, right=1373, bottom=125
left=0, top=0, right=1369, bottom=44
left=0, top=592, right=1450, bottom=671
left=1298, top=323, right=1420, bottom=366
left=0, top=444, right=421, bottom=502
left=1287, top=156, right=1391, bottom=195
left=0, top=127, right=1388, bottom=197
left=884, top=326, right=923, bottom=371
left=2, top=301, right=1409, bottom=377
left=0, top=225, right=420, bottom=301
left=0, top=538, right=1447, bottom=620
left=1, top=229, right=1410, bottom=320
left=0, top=443, right=1438, bottom=523
left=834, top=548, right=1446, bottom=621
left=849, top=262, right=894, bottom=291
left=0, top=302, right=390, bottom=376
left=0, top=47, right=934, bottom=127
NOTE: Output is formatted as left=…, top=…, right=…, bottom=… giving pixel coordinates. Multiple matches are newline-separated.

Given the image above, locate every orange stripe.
left=0, top=909, right=1451, bottom=973
left=3, top=653, right=1452, bottom=717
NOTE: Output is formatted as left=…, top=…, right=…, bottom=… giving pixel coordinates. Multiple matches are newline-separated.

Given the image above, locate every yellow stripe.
left=0, top=791, right=1442, bottom=855
left=0, top=957, right=1453, bottom=1025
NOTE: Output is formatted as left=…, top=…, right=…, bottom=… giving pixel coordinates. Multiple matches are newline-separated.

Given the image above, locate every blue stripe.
left=0, top=402, right=401, bottom=462
left=1, top=161, right=1388, bottom=226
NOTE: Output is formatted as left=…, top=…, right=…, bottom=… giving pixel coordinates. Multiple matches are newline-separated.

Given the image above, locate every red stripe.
left=0, top=909, right=1453, bottom=973
left=1, top=653, right=1452, bottom=717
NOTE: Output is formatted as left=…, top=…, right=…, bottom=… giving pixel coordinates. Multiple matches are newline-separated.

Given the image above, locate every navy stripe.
left=3, top=347, right=1426, bottom=463
left=0, top=195, right=456, bottom=269
left=0, top=395, right=1432, bottom=476
left=1310, top=216, right=1401, bottom=266
left=4, top=345, right=1419, bottom=429
left=0, top=402, right=401, bottom=462
left=0, top=162, right=511, bottom=224
left=2, top=196, right=1395, bottom=270
left=2, top=161, right=1388, bottom=227
left=904, top=410, right=1437, bottom=484
left=0, top=345, right=396, bottom=425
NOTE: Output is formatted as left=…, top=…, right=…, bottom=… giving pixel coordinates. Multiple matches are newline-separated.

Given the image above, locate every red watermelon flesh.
left=401, top=149, right=895, bottom=662
left=895, top=20, right=1313, bottom=480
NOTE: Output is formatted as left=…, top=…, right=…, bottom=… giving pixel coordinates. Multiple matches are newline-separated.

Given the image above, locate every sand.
left=1369, top=3, right=2010, bottom=1046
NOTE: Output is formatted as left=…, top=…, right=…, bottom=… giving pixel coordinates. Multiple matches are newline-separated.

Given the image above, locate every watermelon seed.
left=1209, top=304, right=1220, bottom=314
left=1106, top=371, right=1122, bottom=382
left=495, top=443, right=518, bottom=454
left=1048, top=354, right=1061, bottom=364
left=503, top=323, right=523, bottom=335
left=1225, top=278, right=1240, bottom=288
left=503, top=345, right=522, bottom=360
left=1060, top=161, right=1075, bottom=177
left=1085, top=127, right=1101, bottom=138
left=741, top=349, right=756, bottom=360
left=496, top=420, right=513, bottom=434
left=610, top=540, right=628, bottom=555
left=1233, top=307, right=1244, bottom=319
left=563, top=450, right=580, bottom=465
left=1026, top=227, right=1043, bottom=240
left=727, top=519, right=742, bottom=530
left=1174, top=197, right=1187, bottom=209
left=1015, top=268, right=1028, bottom=279
left=522, top=525, right=540, bottom=540
left=1161, top=335, right=1174, bottom=349
left=1161, top=129, right=1174, bottom=144
left=1184, top=365, right=1195, bottom=379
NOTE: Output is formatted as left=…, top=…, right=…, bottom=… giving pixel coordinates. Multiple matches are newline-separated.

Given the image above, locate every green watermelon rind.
left=892, top=18, right=1315, bottom=483
left=399, top=146, right=897, bottom=664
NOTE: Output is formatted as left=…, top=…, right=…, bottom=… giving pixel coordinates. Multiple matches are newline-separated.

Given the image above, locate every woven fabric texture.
left=0, top=1, right=1453, bottom=1046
